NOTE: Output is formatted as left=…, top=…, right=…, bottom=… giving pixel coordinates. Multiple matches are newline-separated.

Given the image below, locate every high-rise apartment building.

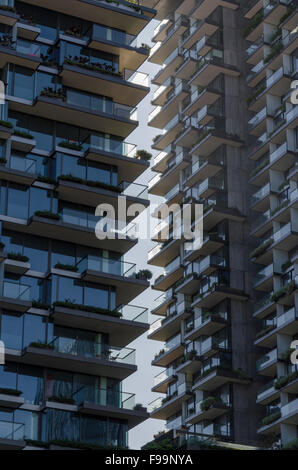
left=146, top=0, right=297, bottom=450
left=0, top=0, right=155, bottom=450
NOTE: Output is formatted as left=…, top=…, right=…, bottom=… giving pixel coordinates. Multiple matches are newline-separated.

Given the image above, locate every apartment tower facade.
left=0, top=0, right=155, bottom=450
left=146, top=0, right=297, bottom=449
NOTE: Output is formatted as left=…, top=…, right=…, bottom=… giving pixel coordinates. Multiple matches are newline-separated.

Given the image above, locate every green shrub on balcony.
left=13, top=129, right=34, bottom=139
left=136, top=150, right=152, bottom=161
left=40, top=87, right=66, bottom=101
left=7, top=252, right=29, bottom=262
left=278, top=180, right=289, bottom=192
left=34, top=210, right=60, bottom=220
left=0, top=388, right=22, bottom=397
left=261, top=410, right=281, bottom=427
left=270, top=281, right=295, bottom=302
left=249, top=239, right=273, bottom=259
left=200, top=396, right=217, bottom=411
left=29, top=341, right=54, bottom=350
left=274, top=370, right=298, bottom=390
left=48, top=395, right=75, bottom=405
left=264, top=42, right=283, bottom=64
left=0, top=157, right=7, bottom=165
left=58, top=174, right=122, bottom=193
left=36, top=175, right=56, bottom=184
left=54, top=262, right=78, bottom=272
left=279, top=7, right=295, bottom=26
left=243, top=12, right=264, bottom=37
left=281, top=348, right=295, bottom=362
left=256, top=324, right=276, bottom=340
left=235, top=368, right=251, bottom=381
left=136, top=269, right=153, bottom=280
left=281, top=260, right=291, bottom=272
left=49, top=439, right=127, bottom=450
left=58, top=140, right=83, bottom=151
left=32, top=300, right=51, bottom=310
left=0, top=5, right=16, bottom=12
left=25, top=439, right=48, bottom=448
left=0, top=241, right=5, bottom=250
left=133, top=403, right=145, bottom=411
left=53, top=300, right=122, bottom=317
left=270, top=200, right=289, bottom=217
left=0, top=120, right=13, bottom=129
left=143, top=438, right=175, bottom=450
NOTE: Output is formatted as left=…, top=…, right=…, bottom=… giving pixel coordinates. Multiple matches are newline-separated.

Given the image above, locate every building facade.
left=0, top=0, right=155, bottom=450
left=146, top=0, right=297, bottom=449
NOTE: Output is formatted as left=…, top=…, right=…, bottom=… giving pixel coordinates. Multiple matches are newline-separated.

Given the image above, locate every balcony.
left=189, top=53, right=239, bottom=88
left=0, top=154, right=38, bottom=185
left=153, top=256, right=183, bottom=292
left=186, top=398, right=230, bottom=425
left=148, top=301, right=192, bottom=341
left=183, top=83, right=222, bottom=117
left=0, top=211, right=137, bottom=253
left=253, top=263, right=278, bottom=292
left=192, top=357, right=249, bottom=392
left=280, top=397, right=298, bottom=426
left=151, top=289, right=176, bottom=316
left=190, top=119, right=242, bottom=158
left=256, top=379, right=279, bottom=405
left=60, top=62, right=149, bottom=108
left=152, top=47, right=184, bottom=86
left=77, top=388, right=148, bottom=430
left=253, top=292, right=275, bottom=319
left=51, top=303, right=148, bottom=348
left=9, top=89, right=138, bottom=138
left=148, top=151, right=190, bottom=196
left=152, top=334, right=184, bottom=367
left=0, top=1, right=18, bottom=26
left=182, top=18, right=219, bottom=50
left=148, top=81, right=189, bottom=129
left=272, top=222, right=298, bottom=252
left=248, top=106, right=268, bottom=136
left=0, top=279, right=32, bottom=312
left=149, top=383, right=192, bottom=419
left=0, top=391, right=24, bottom=410
left=20, top=338, right=137, bottom=380
left=183, top=232, right=226, bottom=263
left=152, top=114, right=184, bottom=151
left=269, top=141, right=296, bottom=173
left=148, top=237, right=182, bottom=268
left=185, top=312, right=227, bottom=341
left=149, top=16, right=189, bottom=65
left=256, top=348, right=278, bottom=376
left=152, top=76, right=174, bottom=106
left=25, top=0, right=155, bottom=36
left=152, top=366, right=177, bottom=393
left=246, top=35, right=264, bottom=65
left=175, top=49, right=199, bottom=81
left=0, top=421, right=25, bottom=450
left=83, top=135, right=149, bottom=182
left=76, top=256, right=149, bottom=305
left=0, top=38, right=41, bottom=70
left=87, top=24, right=150, bottom=71
left=190, top=0, right=239, bottom=20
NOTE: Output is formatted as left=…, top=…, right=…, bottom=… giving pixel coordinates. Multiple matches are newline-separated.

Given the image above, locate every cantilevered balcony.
left=152, top=114, right=184, bottom=151
left=153, top=256, right=184, bottom=291
left=25, top=0, right=155, bottom=35
left=75, top=256, right=149, bottom=304
left=190, top=0, right=239, bottom=20
left=148, top=151, right=190, bottom=196
left=256, top=348, right=278, bottom=376
left=192, top=355, right=249, bottom=392
left=148, top=300, right=192, bottom=341
left=182, top=18, right=219, bottom=50
left=253, top=292, right=275, bottom=319
left=189, top=119, right=242, bottom=157
left=18, top=339, right=137, bottom=380
left=0, top=421, right=25, bottom=450
left=185, top=311, right=227, bottom=341
left=60, top=62, right=150, bottom=108
left=183, top=232, right=226, bottom=263
left=51, top=303, right=149, bottom=348
left=78, top=388, right=148, bottom=430
left=183, top=79, right=223, bottom=117
left=148, top=81, right=189, bottom=129
left=256, top=379, right=279, bottom=405
left=253, top=262, right=279, bottom=292
left=175, top=49, right=199, bottom=81
left=186, top=398, right=230, bottom=425
left=152, top=333, right=184, bottom=367
left=189, top=52, right=239, bottom=88
left=149, top=16, right=189, bottom=65
left=152, top=47, right=184, bottom=85
left=152, top=76, right=175, bottom=107
left=149, top=383, right=192, bottom=419
left=8, top=90, right=138, bottom=138
left=83, top=135, right=149, bottom=182
left=0, top=38, right=41, bottom=69
left=152, top=366, right=177, bottom=393
left=87, top=24, right=150, bottom=71
left=148, top=237, right=182, bottom=267
left=151, top=288, right=176, bottom=316
left=0, top=279, right=32, bottom=312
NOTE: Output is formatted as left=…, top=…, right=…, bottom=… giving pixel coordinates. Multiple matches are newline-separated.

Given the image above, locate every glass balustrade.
left=76, top=255, right=136, bottom=278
